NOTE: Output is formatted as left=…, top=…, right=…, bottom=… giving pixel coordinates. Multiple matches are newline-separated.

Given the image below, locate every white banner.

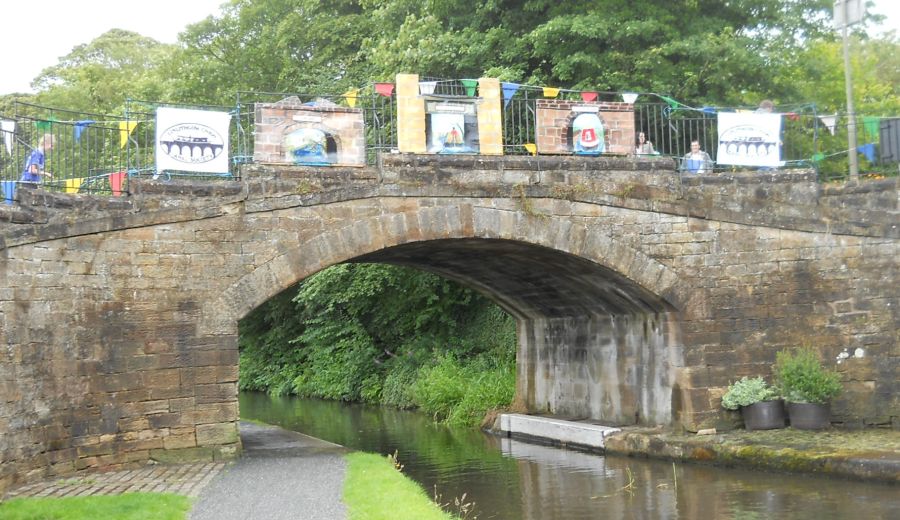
left=716, top=112, right=783, bottom=168
left=156, top=107, right=231, bottom=175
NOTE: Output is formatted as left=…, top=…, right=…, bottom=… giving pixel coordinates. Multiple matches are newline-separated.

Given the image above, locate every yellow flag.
left=119, top=121, right=138, bottom=148
left=65, top=178, right=84, bottom=194
left=343, top=89, right=360, bottom=108
left=524, top=143, right=537, bottom=156
left=542, top=87, right=560, bottom=98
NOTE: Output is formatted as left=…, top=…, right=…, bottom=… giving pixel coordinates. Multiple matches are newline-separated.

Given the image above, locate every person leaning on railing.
left=680, top=139, right=713, bottom=174
left=20, top=133, right=54, bottom=183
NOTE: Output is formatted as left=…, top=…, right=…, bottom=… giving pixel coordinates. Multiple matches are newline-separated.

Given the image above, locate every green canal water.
left=239, top=392, right=898, bottom=519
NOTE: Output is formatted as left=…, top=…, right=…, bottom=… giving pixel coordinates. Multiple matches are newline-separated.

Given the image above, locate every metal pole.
left=841, top=4, right=859, bottom=182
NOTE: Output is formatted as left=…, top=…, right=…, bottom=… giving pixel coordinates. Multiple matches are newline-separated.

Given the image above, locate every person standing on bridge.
left=680, top=140, right=712, bottom=174
left=20, top=133, right=55, bottom=183
left=635, top=131, right=657, bottom=155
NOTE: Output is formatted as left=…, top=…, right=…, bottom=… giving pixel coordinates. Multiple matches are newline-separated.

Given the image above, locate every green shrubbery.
left=238, top=264, right=518, bottom=427
left=774, top=347, right=842, bottom=404
left=721, top=376, right=780, bottom=410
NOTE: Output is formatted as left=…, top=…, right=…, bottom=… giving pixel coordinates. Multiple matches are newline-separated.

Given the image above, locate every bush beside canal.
left=238, top=264, right=518, bottom=427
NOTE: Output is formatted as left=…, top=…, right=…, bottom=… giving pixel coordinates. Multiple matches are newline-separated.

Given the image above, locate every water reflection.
left=239, top=393, right=899, bottom=520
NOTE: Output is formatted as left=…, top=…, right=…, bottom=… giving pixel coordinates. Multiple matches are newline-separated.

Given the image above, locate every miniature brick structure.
left=254, top=97, right=366, bottom=166
left=536, top=100, right=635, bottom=155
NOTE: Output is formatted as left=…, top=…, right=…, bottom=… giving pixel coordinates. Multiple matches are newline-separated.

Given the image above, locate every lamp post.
left=834, top=0, right=864, bottom=183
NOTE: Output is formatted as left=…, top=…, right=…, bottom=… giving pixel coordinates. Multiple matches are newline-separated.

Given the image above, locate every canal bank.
left=495, top=414, right=899, bottom=483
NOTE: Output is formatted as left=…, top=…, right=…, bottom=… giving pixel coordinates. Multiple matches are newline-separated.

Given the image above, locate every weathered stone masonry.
left=1, top=155, right=897, bottom=494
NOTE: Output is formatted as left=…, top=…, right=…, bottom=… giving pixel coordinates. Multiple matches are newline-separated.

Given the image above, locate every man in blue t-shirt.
left=20, top=134, right=54, bottom=183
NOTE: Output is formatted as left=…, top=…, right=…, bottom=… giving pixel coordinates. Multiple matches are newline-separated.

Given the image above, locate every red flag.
left=109, top=171, right=126, bottom=197
left=374, top=83, right=395, bottom=97
left=581, top=91, right=598, bottom=102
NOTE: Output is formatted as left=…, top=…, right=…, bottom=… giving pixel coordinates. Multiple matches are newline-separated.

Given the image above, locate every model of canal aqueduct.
left=1, top=74, right=897, bottom=493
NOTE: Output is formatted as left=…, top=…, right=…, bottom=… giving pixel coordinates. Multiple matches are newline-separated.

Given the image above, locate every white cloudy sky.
left=0, top=0, right=897, bottom=96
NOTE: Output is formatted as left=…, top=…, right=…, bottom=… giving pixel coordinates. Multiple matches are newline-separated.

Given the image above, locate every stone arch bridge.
left=1, top=155, right=897, bottom=492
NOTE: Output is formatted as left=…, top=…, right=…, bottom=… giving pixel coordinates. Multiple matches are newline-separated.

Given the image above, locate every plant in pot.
left=773, top=347, right=842, bottom=430
left=721, top=376, right=785, bottom=430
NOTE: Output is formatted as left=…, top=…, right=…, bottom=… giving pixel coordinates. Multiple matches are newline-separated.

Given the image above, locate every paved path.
left=189, top=421, right=349, bottom=520
left=4, top=462, right=225, bottom=499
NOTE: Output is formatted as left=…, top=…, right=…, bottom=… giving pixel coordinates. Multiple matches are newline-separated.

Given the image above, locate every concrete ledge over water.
left=499, top=414, right=621, bottom=451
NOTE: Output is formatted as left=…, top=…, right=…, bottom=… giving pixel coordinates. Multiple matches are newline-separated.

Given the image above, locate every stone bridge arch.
left=201, top=203, right=694, bottom=429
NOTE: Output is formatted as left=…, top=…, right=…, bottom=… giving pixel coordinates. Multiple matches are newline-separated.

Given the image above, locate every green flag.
left=34, top=120, right=53, bottom=132
left=862, top=116, right=880, bottom=141
left=659, top=95, right=681, bottom=109
left=811, top=152, right=825, bottom=162
left=460, top=79, right=478, bottom=97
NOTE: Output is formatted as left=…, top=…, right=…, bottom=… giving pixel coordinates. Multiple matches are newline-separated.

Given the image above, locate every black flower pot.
left=741, top=400, right=786, bottom=431
left=786, top=402, right=831, bottom=430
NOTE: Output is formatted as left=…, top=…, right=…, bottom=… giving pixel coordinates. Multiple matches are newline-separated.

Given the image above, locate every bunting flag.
left=819, top=114, right=837, bottom=135
left=621, top=92, right=639, bottom=104
left=119, top=121, right=138, bottom=148
left=34, top=119, right=54, bottom=132
left=701, top=106, right=717, bottom=115
left=109, top=171, right=126, bottom=196
left=857, top=143, right=876, bottom=163
left=1, top=180, right=15, bottom=205
left=342, top=88, right=359, bottom=108
left=501, top=82, right=520, bottom=108
left=542, top=87, right=560, bottom=98
left=74, top=120, right=95, bottom=142
left=460, top=79, right=478, bottom=97
left=863, top=116, right=880, bottom=141
left=785, top=112, right=800, bottom=121
left=581, top=91, right=598, bottom=102
left=419, top=81, right=437, bottom=95
left=1, top=119, right=14, bottom=155
left=811, top=152, right=825, bottom=162
left=658, top=95, right=682, bottom=109
left=523, top=143, right=537, bottom=156
left=64, top=178, right=84, bottom=194
left=374, top=82, right=394, bottom=97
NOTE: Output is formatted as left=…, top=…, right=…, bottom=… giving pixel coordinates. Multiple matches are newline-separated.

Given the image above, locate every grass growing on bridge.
left=344, top=452, right=456, bottom=520
left=0, top=492, right=191, bottom=520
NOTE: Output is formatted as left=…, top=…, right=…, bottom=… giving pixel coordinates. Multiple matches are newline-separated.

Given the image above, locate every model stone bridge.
left=1, top=154, right=897, bottom=492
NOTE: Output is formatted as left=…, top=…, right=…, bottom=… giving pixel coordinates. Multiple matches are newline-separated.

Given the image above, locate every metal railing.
left=2, top=90, right=897, bottom=206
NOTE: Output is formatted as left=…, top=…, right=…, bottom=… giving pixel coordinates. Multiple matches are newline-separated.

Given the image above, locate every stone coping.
left=603, top=427, right=900, bottom=483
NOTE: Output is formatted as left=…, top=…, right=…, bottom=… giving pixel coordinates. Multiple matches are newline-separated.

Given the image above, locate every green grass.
left=0, top=493, right=191, bottom=520
left=343, top=452, right=455, bottom=520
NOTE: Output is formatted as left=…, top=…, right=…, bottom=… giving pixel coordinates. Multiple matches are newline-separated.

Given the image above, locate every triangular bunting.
left=374, top=83, right=394, bottom=97
left=74, top=120, right=95, bottom=142
left=819, top=114, right=837, bottom=136
left=1, top=180, right=16, bottom=205
left=811, top=152, right=825, bottom=162
left=119, top=121, right=138, bottom=148
left=343, top=88, right=359, bottom=108
left=581, top=91, right=598, bottom=102
left=542, top=87, right=560, bottom=98
left=64, top=178, right=84, bottom=194
left=34, top=119, right=54, bottom=132
left=460, top=79, right=478, bottom=97
left=419, top=81, right=437, bottom=95
left=502, top=82, right=520, bottom=108
left=109, top=171, right=126, bottom=196
left=857, top=143, right=876, bottom=163
left=523, top=143, right=537, bottom=156
left=621, top=92, right=639, bottom=104
left=659, top=95, right=681, bottom=109
left=863, top=116, right=880, bottom=141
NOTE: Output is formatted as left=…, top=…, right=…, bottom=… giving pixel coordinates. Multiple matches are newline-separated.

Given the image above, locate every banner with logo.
left=156, top=108, right=231, bottom=174
left=716, top=112, right=783, bottom=168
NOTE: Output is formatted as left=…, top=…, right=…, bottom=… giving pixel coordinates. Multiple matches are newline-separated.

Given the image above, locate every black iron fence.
left=2, top=90, right=897, bottom=204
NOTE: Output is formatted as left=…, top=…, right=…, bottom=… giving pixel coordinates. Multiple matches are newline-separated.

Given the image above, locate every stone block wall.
left=253, top=100, right=365, bottom=166
left=1, top=158, right=897, bottom=495
left=536, top=100, right=635, bottom=155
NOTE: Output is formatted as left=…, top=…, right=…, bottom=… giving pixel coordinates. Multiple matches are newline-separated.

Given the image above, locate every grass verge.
left=0, top=492, right=191, bottom=520
left=343, top=452, right=455, bottom=520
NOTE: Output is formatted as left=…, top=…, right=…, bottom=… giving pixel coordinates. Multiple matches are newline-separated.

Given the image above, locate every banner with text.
left=716, top=112, right=783, bottom=168
left=156, top=108, right=231, bottom=174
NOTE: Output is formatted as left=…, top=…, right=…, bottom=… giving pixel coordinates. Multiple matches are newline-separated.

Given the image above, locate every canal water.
left=239, top=392, right=898, bottom=519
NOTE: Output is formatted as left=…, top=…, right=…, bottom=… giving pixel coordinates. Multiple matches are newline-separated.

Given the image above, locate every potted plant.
left=721, top=376, right=785, bottom=430
left=774, top=347, right=842, bottom=430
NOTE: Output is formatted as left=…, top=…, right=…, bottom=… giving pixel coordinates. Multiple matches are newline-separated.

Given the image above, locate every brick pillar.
left=396, top=73, right=426, bottom=153
left=477, top=78, right=503, bottom=155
